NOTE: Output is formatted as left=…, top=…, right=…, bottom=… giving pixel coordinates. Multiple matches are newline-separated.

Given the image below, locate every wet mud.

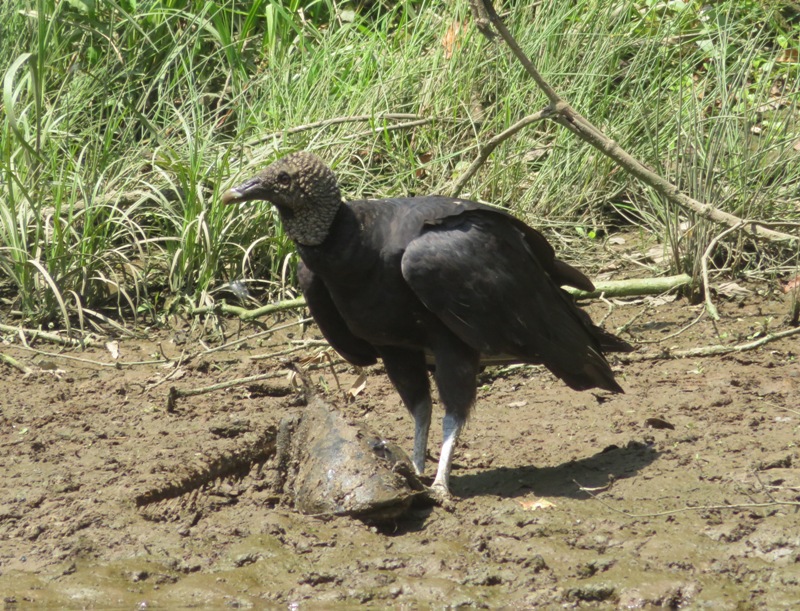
left=1, top=287, right=798, bottom=608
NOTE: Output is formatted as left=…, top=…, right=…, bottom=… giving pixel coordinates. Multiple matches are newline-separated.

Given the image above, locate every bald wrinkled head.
left=222, top=152, right=342, bottom=246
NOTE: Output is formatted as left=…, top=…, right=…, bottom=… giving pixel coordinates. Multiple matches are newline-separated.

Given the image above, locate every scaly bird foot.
left=423, top=481, right=456, bottom=512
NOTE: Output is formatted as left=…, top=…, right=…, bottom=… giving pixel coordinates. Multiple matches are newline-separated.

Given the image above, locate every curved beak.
left=221, top=176, right=265, bottom=205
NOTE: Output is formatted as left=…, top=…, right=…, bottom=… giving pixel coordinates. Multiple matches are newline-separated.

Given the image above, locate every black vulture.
left=222, top=152, right=631, bottom=498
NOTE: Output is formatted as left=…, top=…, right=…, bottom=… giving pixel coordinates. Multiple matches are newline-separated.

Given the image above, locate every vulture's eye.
left=277, top=171, right=291, bottom=186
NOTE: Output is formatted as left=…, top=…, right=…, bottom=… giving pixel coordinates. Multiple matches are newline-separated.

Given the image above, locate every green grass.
left=1, top=0, right=798, bottom=329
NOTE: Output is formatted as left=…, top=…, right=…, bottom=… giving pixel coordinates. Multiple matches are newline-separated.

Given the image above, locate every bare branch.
left=476, top=0, right=798, bottom=245
left=189, top=297, right=306, bottom=320
left=0, top=322, right=97, bottom=348
left=624, top=325, right=800, bottom=360
left=469, top=0, right=497, bottom=41
left=245, top=113, right=428, bottom=148
left=564, top=274, right=691, bottom=300
left=166, top=357, right=347, bottom=411
left=449, top=109, right=552, bottom=197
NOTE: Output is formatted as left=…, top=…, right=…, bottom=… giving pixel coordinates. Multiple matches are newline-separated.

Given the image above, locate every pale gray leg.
left=431, top=413, right=462, bottom=495
left=429, top=335, right=479, bottom=498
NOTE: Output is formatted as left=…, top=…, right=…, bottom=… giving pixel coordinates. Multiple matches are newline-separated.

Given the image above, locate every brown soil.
left=1, top=287, right=799, bottom=609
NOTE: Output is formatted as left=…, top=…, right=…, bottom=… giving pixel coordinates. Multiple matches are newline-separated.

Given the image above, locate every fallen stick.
left=0, top=323, right=96, bottom=347
left=189, top=297, right=306, bottom=320
left=166, top=358, right=347, bottom=411
left=199, top=317, right=313, bottom=355
left=621, top=325, right=800, bottom=361
left=565, top=274, right=691, bottom=299
left=167, top=370, right=286, bottom=411
left=492, top=325, right=799, bottom=378
left=6, top=344, right=168, bottom=368
left=0, top=353, right=33, bottom=375
left=575, top=479, right=800, bottom=518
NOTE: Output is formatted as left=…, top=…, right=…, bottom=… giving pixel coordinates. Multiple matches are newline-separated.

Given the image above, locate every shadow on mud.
left=453, top=440, right=659, bottom=499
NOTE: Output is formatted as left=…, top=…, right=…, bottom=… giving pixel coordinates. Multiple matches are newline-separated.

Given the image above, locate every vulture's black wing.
left=297, top=261, right=379, bottom=367
left=400, top=210, right=623, bottom=393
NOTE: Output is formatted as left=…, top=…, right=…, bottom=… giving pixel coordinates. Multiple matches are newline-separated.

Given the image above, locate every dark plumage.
left=223, top=152, right=632, bottom=497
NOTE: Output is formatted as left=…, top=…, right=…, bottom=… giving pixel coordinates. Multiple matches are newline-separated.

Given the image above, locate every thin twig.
left=0, top=322, right=97, bottom=347
left=575, top=479, right=799, bottom=518
left=764, top=400, right=800, bottom=418
left=635, top=308, right=706, bottom=345
left=189, top=297, right=307, bottom=320
left=7, top=344, right=169, bottom=368
left=701, top=222, right=745, bottom=321
left=349, top=118, right=433, bottom=138
left=167, top=358, right=348, bottom=410
left=615, top=307, right=650, bottom=336
left=449, top=109, right=551, bottom=197
left=322, top=351, right=344, bottom=397
left=623, top=325, right=800, bottom=361
left=201, top=317, right=313, bottom=356
left=751, top=470, right=779, bottom=504
left=245, top=113, right=428, bottom=147
left=597, top=295, right=615, bottom=328
left=144, top=350, right=189, bottom=392
left=250, top=340, right=323, bottom=362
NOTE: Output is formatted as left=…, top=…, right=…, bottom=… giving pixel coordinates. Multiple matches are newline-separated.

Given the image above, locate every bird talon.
left=425, top=484, right=456, bottom=511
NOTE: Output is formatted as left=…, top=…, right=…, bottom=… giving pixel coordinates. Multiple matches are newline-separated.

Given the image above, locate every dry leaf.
left=298, top=352, right=326, bottom=366
left=776, top=48, right=799, bottom=63
left=415, top=151, right=433, bottom=179
left=715, top=281, right=751, bottom=298
left=517, top=497, right=556, bottom=511
left=106, top=340, right=120, bottom=360
left=442, top=19, right=466, bottom=59
left=783, top=274, right=800, bottom=294
left=608, top=236, right=626, bottom=245
left=644, top=244, right=670, bottom=266
left=348, top=373, right=367, bottom=398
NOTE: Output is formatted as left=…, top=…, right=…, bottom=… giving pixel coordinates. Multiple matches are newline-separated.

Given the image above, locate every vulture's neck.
left=281, top=195, right=342, bottom=246
left=295, top=204, right=367, bottom=279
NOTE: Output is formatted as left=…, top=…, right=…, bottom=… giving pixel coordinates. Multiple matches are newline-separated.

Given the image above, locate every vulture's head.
left=222, top=152, right=342, bottom=246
